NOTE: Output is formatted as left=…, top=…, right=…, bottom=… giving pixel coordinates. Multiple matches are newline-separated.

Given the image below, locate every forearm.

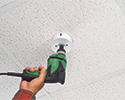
left=12, top=89, right=36, bottom=100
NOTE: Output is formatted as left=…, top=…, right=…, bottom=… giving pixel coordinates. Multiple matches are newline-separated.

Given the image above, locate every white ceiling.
left=0, top=0, right=125, bottom=100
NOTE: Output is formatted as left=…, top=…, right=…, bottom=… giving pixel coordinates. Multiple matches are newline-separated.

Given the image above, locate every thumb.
left=38, top=68, right=46, bottom=82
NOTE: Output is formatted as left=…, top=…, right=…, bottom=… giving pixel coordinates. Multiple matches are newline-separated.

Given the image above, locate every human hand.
left=19, top=66, right=46, bottom=95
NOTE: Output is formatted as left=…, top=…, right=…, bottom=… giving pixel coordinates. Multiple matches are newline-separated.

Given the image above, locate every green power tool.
left=0, top=33, right=72, bottom=85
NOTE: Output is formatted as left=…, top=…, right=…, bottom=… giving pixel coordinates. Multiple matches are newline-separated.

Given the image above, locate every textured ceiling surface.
left=0, top=0, right=16, bottom=7
left=0, top=0, right=125, bottom=100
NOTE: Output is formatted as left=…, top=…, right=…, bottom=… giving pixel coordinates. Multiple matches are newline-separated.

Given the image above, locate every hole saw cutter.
left=0, top=33, right=73, bottom=85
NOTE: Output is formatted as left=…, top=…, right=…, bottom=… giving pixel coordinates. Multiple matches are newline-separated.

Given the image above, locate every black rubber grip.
left=22, top=70, right=39, bottom=82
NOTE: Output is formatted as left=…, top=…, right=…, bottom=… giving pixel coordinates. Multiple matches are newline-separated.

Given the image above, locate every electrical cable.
left=0, top=73, right=8, bottom=75
left=0, top=72, right=23, bottom=77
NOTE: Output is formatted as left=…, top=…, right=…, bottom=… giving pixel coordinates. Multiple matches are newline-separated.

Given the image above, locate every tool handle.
left=22, top=70, right=39, bottom=82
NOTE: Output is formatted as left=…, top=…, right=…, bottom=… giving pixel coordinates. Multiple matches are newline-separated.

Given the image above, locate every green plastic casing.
left=46, top=53, right=66, bottom=75
left=25, top=70, right=40, bottom=76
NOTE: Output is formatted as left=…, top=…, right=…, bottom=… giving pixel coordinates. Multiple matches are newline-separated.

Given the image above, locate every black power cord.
left=0, top=72, right=23, bottom=77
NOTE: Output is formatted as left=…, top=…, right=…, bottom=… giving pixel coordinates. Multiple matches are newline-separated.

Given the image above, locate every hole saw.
left=0, top=33, right=73, bottom=85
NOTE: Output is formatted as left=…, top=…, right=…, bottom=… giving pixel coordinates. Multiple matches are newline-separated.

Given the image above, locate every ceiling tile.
left=36, top=90, right=45, bottom=98
left=52, top=74, right=125, bottom=100
left=37, top=96, right=49, bottom=100
left=0, top=48, right=22, bottom=99
left=0, top=0, right=16, bottom=7
left=0, top=0, right=125, bottom=98
left=116, top=0, right=125, bottom=15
